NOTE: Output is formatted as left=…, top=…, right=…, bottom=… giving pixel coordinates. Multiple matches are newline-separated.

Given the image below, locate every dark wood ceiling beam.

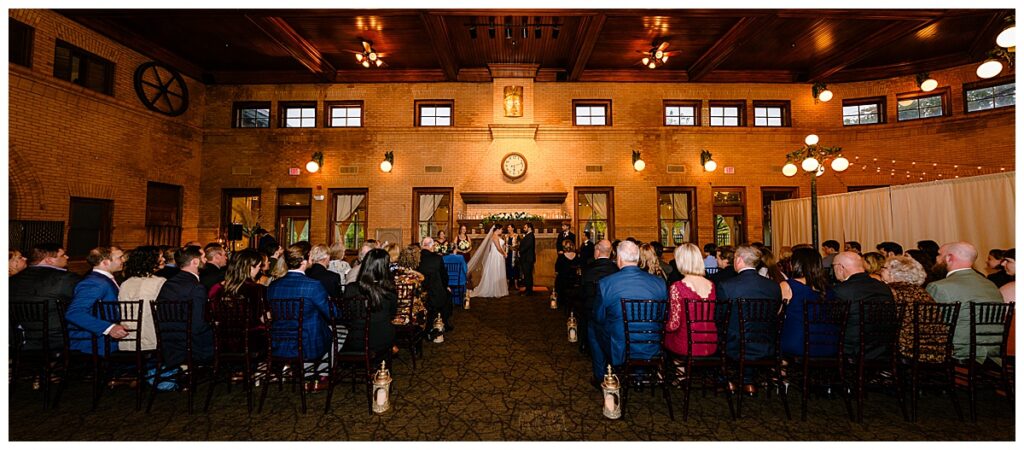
left=420, top=13, right=460, bottom=81
left=57, top=14, right=206, bottom=80
left=968, top=11, right=1009, bottom=59
left=687, top=15, right=777, bottom=82
left=824, top=52, right=972, bottom=83
left=209, top=69, right=450, bottom=84
left=806, top=18, right=942, bottom=82
left=566, top=14, right=607, bottom=81
left=245, top=15, right=336, bottom=83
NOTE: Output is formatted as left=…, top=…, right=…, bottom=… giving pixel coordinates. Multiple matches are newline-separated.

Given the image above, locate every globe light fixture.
left=976, top=58, right=1004, bottom=79
left=812, top=82, right=833, bottom=102
left=700, top=149, right=717, bottom=172
left=380, top=151, right=394, bottom=173
left=916, top=73, right=937, bottom=92
left=782, top=162, right=798, bottom=177
left=996, top=23, right=1016, bottom=49
left=804, top=134, right=819, bottom=146
left=801, top=157, right=820, bottom=172
left=632, top=150, right=646, bottom=171
left=830, top=155, right=850, bottom=172
left=306, top=151, right=323, bottom=174
left=817, top=89, right=833, bottom=102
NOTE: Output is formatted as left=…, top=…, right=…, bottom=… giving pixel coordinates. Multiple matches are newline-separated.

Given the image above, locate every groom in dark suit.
left=518, top=223, right=536, bottom=295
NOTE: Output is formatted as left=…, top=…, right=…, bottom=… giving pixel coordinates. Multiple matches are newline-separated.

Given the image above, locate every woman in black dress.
left=342, top=248, right=398, bottom=364
left=555, top=239, right=582, bottom=317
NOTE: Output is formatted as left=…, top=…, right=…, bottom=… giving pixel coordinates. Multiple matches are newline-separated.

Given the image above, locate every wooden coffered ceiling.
left=56, top=9, right=1012, bottom=84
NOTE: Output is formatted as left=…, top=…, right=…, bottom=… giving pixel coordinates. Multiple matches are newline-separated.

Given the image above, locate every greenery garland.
left=480, top=212, right=544, bottom=228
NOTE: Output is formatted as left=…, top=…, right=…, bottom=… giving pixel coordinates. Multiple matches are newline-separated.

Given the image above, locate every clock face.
left=502, top=153, right=527, bottom=179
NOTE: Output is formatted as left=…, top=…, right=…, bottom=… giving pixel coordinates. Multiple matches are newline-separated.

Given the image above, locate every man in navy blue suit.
left=590, top=240, right=668, bottom=383
left=717, top=245, right=782, bottom=361
left=65, top=246, right=128, bottom=356
left=267, top=244, right=332, bottom=363
left=155, top=245, right=214, bottom=366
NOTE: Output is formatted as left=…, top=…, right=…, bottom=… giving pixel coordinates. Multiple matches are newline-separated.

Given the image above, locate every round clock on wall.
left=501, top=152, right=527, bottom=179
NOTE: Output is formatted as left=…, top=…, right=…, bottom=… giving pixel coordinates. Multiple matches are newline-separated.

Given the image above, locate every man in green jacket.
left=926, top=242, right=1004, bottom=362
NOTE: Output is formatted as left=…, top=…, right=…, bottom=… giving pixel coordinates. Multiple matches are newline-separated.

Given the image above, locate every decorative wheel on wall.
left=133, top=61, right=189, bottom=116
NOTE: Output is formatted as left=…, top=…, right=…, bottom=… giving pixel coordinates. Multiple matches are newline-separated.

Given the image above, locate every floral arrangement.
left=456, top=239, right=471, bottom=251
left=480, top=212, right=544, bottom=228
left=435, top=241, right=452, bottom=255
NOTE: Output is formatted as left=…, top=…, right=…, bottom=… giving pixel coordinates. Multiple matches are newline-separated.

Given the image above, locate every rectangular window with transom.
left=10, top=18, right=34, bottom=68
left=657, top=187, right=697, bottom=249
left=329, top=189, right=369, bottom=251
left=964, top=78, right=1015, bottom=113
left=753, top=101, right=790, bottom=127
left=896, top=88, right=950, bottom=122
left=842, top=96, right=886, bottom=126
left=573, top=100, right=612, bottom=126
left=280, top=101, right=317, bottom=128
left=413, top=188, right=453, bottom=243
left=326, top=101, right=363, bottom=127
left=664, top=100, right=700, bottom=126
left=709, top=101, right=744, bottom=127
left=415, top=100, right=453, bottom=127
left=233, top=102, right=271, bottom=128
left=53, top=40, right=114, bottom=96
left=575, top=187, right=615, bottom=242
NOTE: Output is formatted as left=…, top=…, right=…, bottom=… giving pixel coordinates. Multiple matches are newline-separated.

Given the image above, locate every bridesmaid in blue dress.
left=779, top=247, right=836, bottom=357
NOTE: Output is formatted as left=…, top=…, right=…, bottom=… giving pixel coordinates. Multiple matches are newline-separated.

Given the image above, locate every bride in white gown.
left=466, top=224, right=509, bottom=298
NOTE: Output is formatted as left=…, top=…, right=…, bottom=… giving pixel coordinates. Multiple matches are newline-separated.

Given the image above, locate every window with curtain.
left=413, top=188, right=453, bottom=242
left=330, top=189, right=368, bottom=250
left=278, top=189, right=311, bottom=247
left=657, top=188, right=696, bottom=248
left=576, top=188, right=614, bottom=242
left=222, top=188, right=261, bottom=249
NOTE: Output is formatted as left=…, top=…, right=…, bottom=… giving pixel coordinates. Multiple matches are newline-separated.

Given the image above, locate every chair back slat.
left=10, top=302, right=49, bottom=353
left=969, top=302, right=1014, bottom=362
left=620, top=298, right=668, bottom=362
left=97, top=300, right=143, bottom=353
left=911, top=302, right=959, bottom=362
left=683, top=299, right=725, bottom=356
left=330, top=295, right=371, bottom=354
left=445, top=262, right=466, bottom=286
left=705, top=267, right=719, bottom=276
left=736, top=299, right=783, bottom=356
left=802, top=300, right=849, bottom=358
left=858, top=300, right=903, bottom=360
left=56, top=298, right=95, bottom=353
left=267, top=298, right=304, bottom=358
left=150, top=300, right=194, bottom=365
left=212, top=296, right=253, bottom=354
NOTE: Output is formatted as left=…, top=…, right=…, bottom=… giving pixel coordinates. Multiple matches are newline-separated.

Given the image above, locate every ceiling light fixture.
left=812, top=82, right=833, bottom=102
left=996, top=16, right=1015, bottom=50
left=916, top=72, right=938, bottom=92
left=355, top=40, right=385, bottom=69
left=640, top=41, right=673, bottom=69
left=977, top=48, right=1012, bottom=79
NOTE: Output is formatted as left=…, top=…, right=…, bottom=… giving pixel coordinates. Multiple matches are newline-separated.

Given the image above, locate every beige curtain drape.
left=771, top=172, right=1014, bottom=269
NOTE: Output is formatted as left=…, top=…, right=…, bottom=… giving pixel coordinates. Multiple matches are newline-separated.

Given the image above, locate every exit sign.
left=288, top=167, right=301, bottom=176
left=724, top=167, right=735, bottom=174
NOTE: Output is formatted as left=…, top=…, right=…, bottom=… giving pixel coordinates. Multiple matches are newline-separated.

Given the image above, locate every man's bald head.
left=595, top=239, right=612, bottom=258
left=939, top=241, right=978, bottom=272
left=833, top=251, right=865, bottom=282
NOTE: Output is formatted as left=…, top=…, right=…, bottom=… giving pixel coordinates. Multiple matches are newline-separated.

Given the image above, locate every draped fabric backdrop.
left=671, top=192, right=690, bottom=242
left=771, top=172, right=1015, bottom=270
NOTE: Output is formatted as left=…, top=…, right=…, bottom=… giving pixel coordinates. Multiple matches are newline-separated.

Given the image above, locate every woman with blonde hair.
left=862, top=252, right=886, bottom=281
left=327, top=241, right=351, bottom=282
left=638, top=243, right=667, bottom=280
left=664, top=243, right=717, bottom=357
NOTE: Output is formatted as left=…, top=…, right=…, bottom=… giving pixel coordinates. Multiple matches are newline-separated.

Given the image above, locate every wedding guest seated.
left=709, top=245, right=738, bottom=286
left=342, top=248, right=398, bottom=365
left=66, top=246, right=128, bottom=356
left=156, top=245, right=214, bottom=365
left=9, top=243, right=80, bottom=351
left=326, top=241, right=351, bottom=283
left=590, top=240, right=667, bottom=384
left=916, top=240, right=940, bottom=261
left=267, top=244, right=332, bottom=365
left=199, top=243, right=228, bottom=291
left=779, top=247, right=835, bottom=357
left=832, top=252, right=893, bottom=359
left=906, top=249, right=942, bottom=286
left=118, top=246, right=166, bottom=352
left=844, top=241, right=862, bottom=254
left=703, top=243, right=718, bottom=270
left=999, top=249, right=1015, bottom=357
left=306, top=244, right=342, bottom=298
left=638, top=242, right=666, bottom=280
left=719, top=245, right=782, bottom=361
left=821, top=240, right=840, bottom=269
left=862, top=252, right=886, bottom=281
left=9, top=249, right=27, bottom=277
left=581, top=240, right=618, bottom=355
left=757, top=246, right=787, bottom=283
left=664, top=243, right=717, bottom=357
left=881, top=255, right=942, bottom=363
left=651, top=241, right=674, bottom=279
left=555, top=239, right=583, bottom=316
left=395, top=244, right=427, bottom=324
left=985, top=248, right=1013, bottom=288
left=345, top=240, right=378, bottom=285
left=208, top=248, right=268, bottom=335
left=154, top=245, right=179, bottom=279
left=876, top=241, right=904, bottom=258
left=927, top=242, right=1003, bottom=362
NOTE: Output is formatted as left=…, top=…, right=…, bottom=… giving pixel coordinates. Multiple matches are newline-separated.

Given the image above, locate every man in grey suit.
left=927, top=242, right=1003, bottom=361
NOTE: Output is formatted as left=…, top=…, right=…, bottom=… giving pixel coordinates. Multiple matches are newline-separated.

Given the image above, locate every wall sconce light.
left=812, top=82, right=833, bottom=102
left=977, top=47, right=1013, bottom=79
left=916, top=72, right=938, bottom=92
left=306, top=151, right=323, bottom=173
left=631, top=150, right=646, bottom=171
left=700, top=149, right=717, bottom=172
left=380, top=151, right=394, bottom=173
left=996, top=15, right=1015, bottom=50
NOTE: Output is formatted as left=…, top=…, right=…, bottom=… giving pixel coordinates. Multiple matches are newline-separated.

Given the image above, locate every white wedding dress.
left=466, top=230, right=509, bottom=298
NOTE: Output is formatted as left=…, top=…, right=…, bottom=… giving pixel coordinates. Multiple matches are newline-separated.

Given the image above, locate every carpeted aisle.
left=7, top=294, right=1016, bottom=440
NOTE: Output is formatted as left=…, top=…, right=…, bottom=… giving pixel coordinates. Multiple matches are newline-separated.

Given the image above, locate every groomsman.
left=519, top=223, right=536, bottom=295
left=556, top=223, right=576, bottom=254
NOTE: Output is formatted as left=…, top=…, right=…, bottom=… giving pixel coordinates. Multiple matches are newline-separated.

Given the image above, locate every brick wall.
left=9, top=10, right=1016, bottom=263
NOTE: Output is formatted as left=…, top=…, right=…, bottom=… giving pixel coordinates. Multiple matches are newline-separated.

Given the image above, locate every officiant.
left=504, top=224, right=520, bottom=291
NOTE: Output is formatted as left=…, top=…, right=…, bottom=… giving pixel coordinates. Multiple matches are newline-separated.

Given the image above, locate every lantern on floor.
left=432, top=313, right=445, bottom=343
left=601, top=365, right=622, bottom=419
left=550, top=291, right=558, bottom=309
left=372, top=360, right=392, bottom=414
left=567, top=312, right=578, bottom=343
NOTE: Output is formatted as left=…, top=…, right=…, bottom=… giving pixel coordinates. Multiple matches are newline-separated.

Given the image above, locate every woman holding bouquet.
left=453, top=224, right=472, bottom=262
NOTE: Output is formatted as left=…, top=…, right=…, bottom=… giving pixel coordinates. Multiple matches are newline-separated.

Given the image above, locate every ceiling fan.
left=636, top=41, right=680, bottom=69
left=349, top=40, right=388, bottom=69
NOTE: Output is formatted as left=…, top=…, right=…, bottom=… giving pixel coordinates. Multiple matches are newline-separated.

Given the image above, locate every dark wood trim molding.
left=245, top=15, right=337, bottom=82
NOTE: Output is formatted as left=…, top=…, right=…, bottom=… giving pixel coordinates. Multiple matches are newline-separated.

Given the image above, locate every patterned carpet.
left=8, top=294, right=1016, bottom=440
